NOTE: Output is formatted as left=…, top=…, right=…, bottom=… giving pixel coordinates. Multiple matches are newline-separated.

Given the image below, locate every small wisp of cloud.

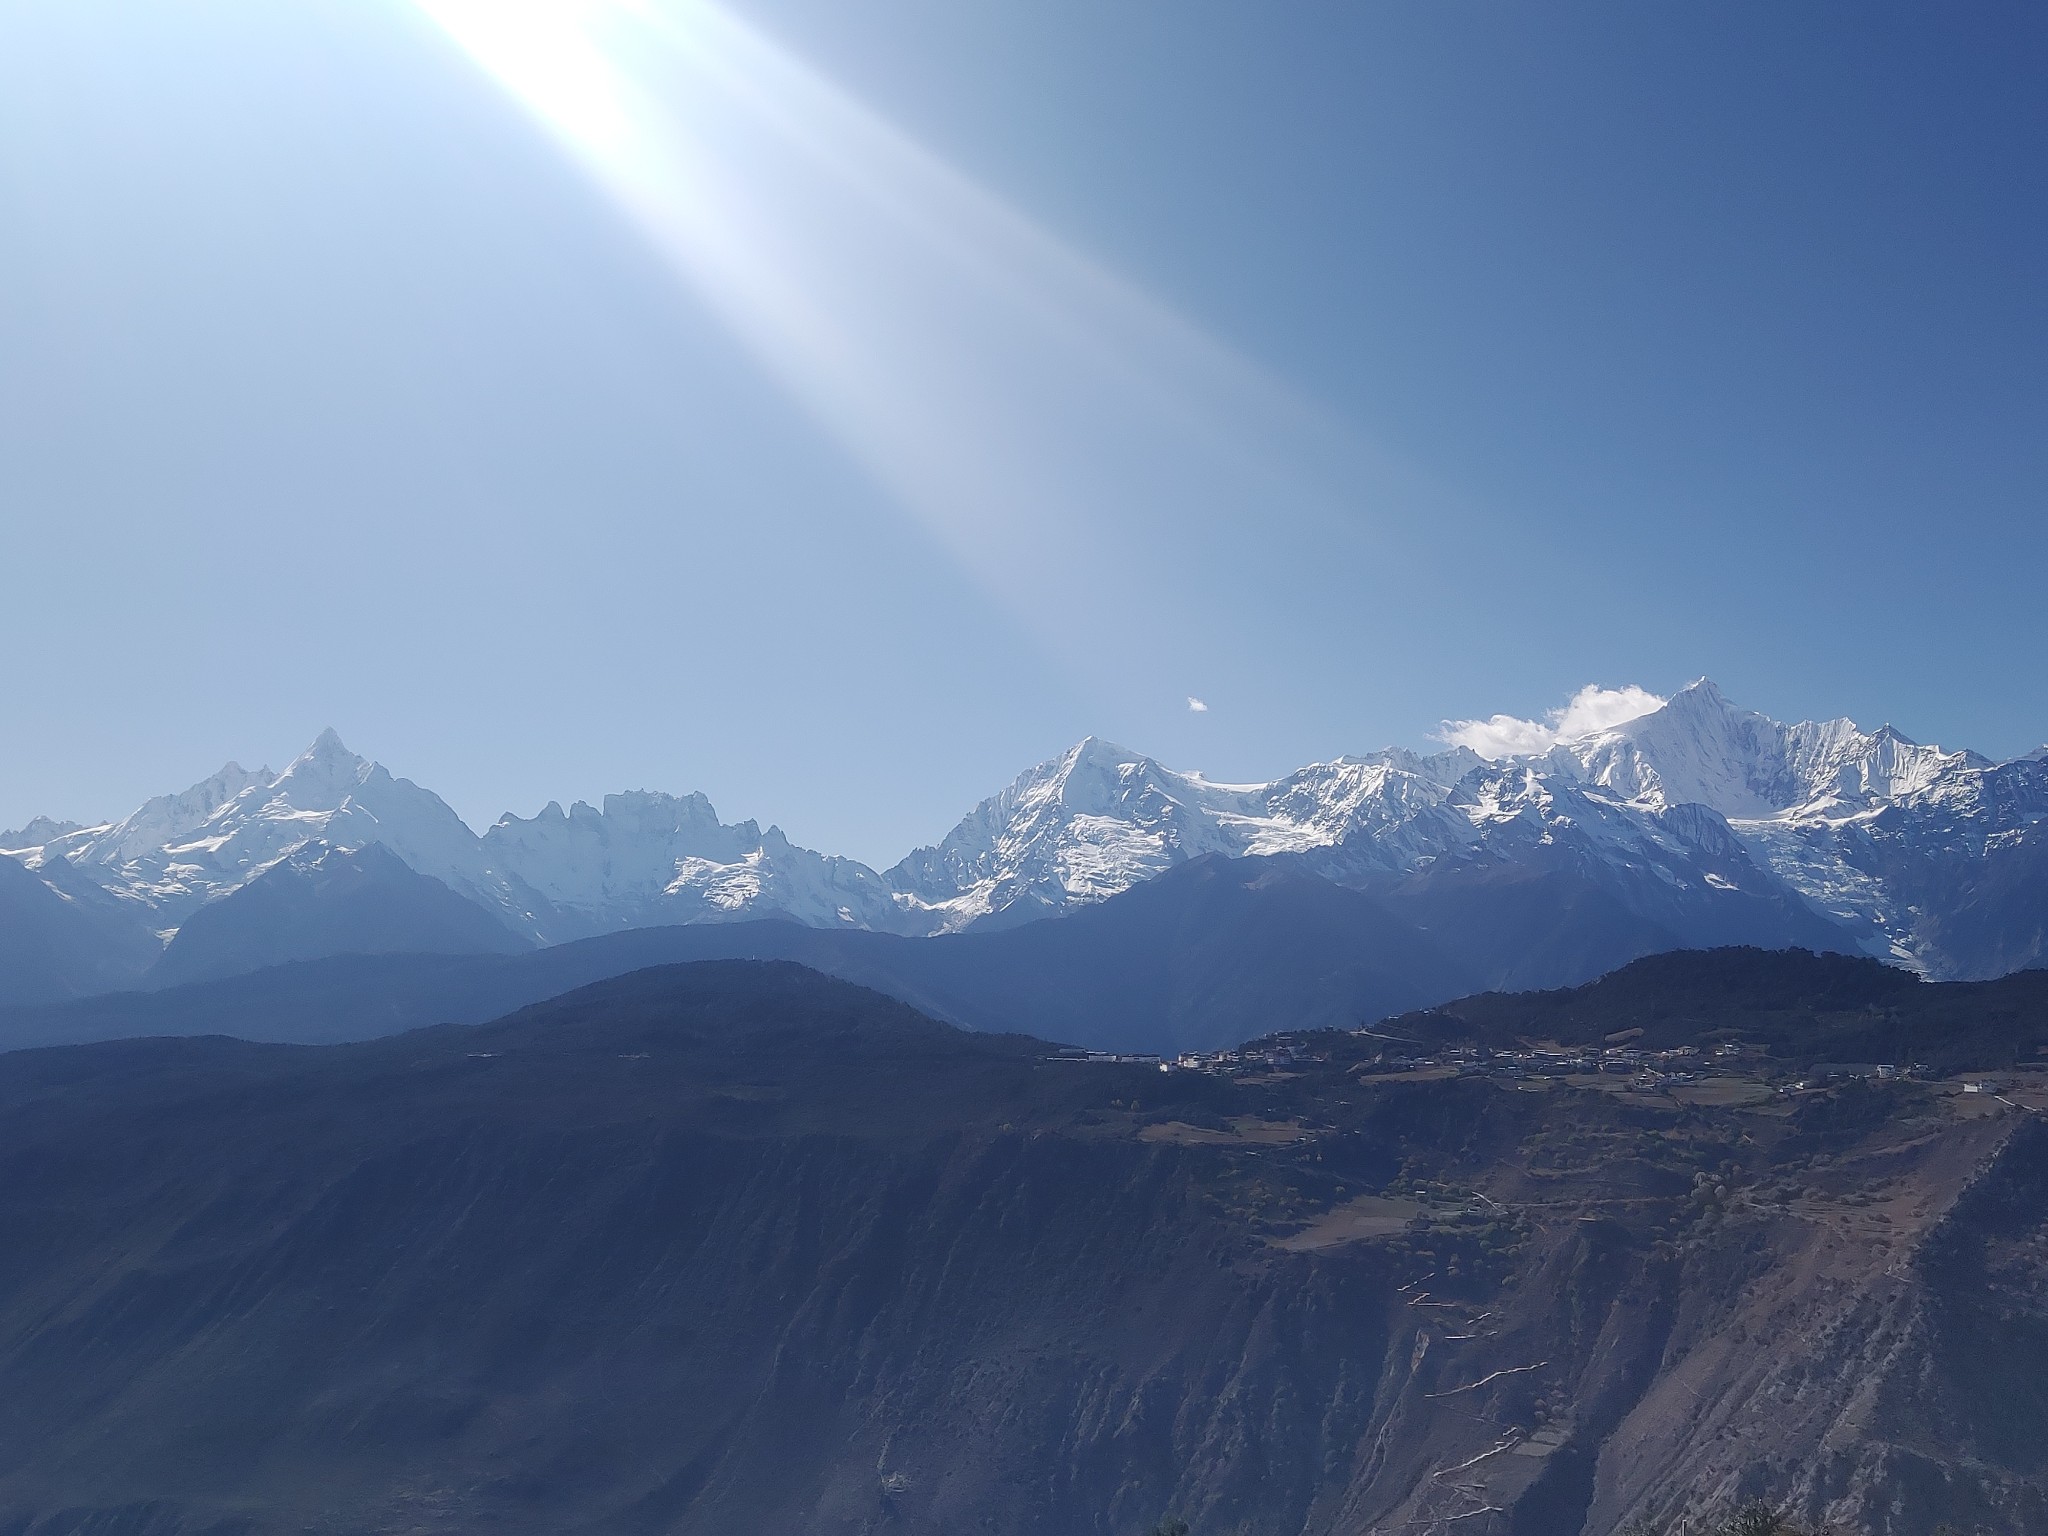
left=1187, top=696, right=1210, bottom=713
left=1438, top=683, right=1664, bottom=759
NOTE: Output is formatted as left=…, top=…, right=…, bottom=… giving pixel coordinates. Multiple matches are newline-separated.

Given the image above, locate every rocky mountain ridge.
left=4, top=681, right=2044, bottom=1004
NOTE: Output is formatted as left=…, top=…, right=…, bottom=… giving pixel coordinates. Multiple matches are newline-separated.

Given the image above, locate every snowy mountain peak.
left=27, top=739, right=491, bottom=933
left=1046, top=736, right=1180, bottom=794
left=481, top=787, right=899, bottom=939
left=1668, top=676, right=1729, bottom=710
left=0, top=816, right=88, bottom=853
left=887, top=740, right=1212, bottom=927
left=1548, top=678, right=1795, bottom=818
left=77, top=761, right=278, bottom=869
left=1540, top=679, right=1981, bottom=824
left=7, top=681, right=2038, bottom=986
left=271, top=730, right=377, bottom=808
left=1066, top=734, right=1130, bottom=761
left=884, top=735, right=1489, bottom=932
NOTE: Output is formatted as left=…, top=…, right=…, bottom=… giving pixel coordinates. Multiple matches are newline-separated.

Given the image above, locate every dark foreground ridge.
left=2, top=957, right=2046, bottom=1534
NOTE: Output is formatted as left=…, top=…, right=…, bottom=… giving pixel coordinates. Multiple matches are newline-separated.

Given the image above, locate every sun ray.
left=410, top=0, right=1426, bottom=657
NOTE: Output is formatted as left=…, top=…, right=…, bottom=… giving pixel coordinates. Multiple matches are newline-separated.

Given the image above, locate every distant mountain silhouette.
left=151, top=841, right=529, bottom=988
left=3, top=851, right=1869, bottom=1057
left=0, top=852, right=158, bottom=1007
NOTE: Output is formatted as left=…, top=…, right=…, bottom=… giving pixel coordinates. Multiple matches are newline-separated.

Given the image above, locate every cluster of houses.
left=1163, top=1038, right=1324, bottom=1076
left=1056, top=1035, right=2030, bottom=1101
left=1073, top=1031, right=1767, bottom=1090
left=1048, top=1040, right=1325, bottom=1077
left=1787, top=1061, right=1918, bottom=1091
left=1051, top=1048, right=1171, bottom=1067
left=1349, top=1035, right=1758, bottom=1089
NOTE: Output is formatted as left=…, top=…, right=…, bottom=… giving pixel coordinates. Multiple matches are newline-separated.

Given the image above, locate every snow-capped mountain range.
left=5, top=680, right=2045, bottom=1001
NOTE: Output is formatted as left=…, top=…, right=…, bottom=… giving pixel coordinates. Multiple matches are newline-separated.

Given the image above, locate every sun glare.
left=413, top=0, right=638, bottom=154
left=410, top=0, right=1397, bottom=659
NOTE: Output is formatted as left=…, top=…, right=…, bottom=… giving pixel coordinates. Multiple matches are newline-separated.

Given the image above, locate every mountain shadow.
left=150, top=841, right=531, bottom=988
left=2, top=852, right=1870, bottom=1057
left=0, top=852, right=159, bottom=1007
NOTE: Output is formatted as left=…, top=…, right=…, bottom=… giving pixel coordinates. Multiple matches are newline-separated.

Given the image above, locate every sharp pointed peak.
left=1649, top=678, right=1765, bottom=727
left=1671, top=677, right=1731, bottom=706
left=276, top=729, right=373, bottom=791
left=284, top=728, right=375, bottom=770
left=1063, top=735, right=1146, bottom=763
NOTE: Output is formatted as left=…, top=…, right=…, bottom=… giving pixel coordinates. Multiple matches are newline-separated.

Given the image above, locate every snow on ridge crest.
left=0, top=816, right=92, bottom=852
left=880, top=681, right=2029, bottom=943
left=78, top=761, right=278, bottom=868
left=1541, top=678, right=1987, bottom=822
left=3, top=685, right=2035, bottom=973
left=882, top=736, right=1490, bottom=930
left=483, top=786, right=901, bottom=935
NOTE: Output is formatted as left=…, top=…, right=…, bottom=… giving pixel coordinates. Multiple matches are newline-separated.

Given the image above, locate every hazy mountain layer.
left=0, top=854, right=1850, bottom=1058
left=150, top=843, right=532, bottom=989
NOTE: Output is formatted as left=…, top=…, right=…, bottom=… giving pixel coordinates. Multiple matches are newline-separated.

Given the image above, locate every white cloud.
left=1438, top=684, right=1665, bottom=760
left=1187, top=696, right=1210, bottom=713
left=1437, top=711, right=1557, bottom=759
left=1553, top=684, right=1666, bottom=738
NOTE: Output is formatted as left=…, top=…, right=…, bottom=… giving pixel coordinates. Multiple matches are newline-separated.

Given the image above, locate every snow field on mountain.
left=5, top=679, right=2043, bottom=978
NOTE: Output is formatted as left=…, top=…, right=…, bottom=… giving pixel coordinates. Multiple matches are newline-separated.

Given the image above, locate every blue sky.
left=2, top=0, right=2042, bottom=864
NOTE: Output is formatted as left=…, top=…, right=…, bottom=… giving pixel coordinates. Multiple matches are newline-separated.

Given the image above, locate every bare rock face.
left=1572, top=1114, right=2048, bottom=1535
left=1, top=957, right=2046, bottom=1534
